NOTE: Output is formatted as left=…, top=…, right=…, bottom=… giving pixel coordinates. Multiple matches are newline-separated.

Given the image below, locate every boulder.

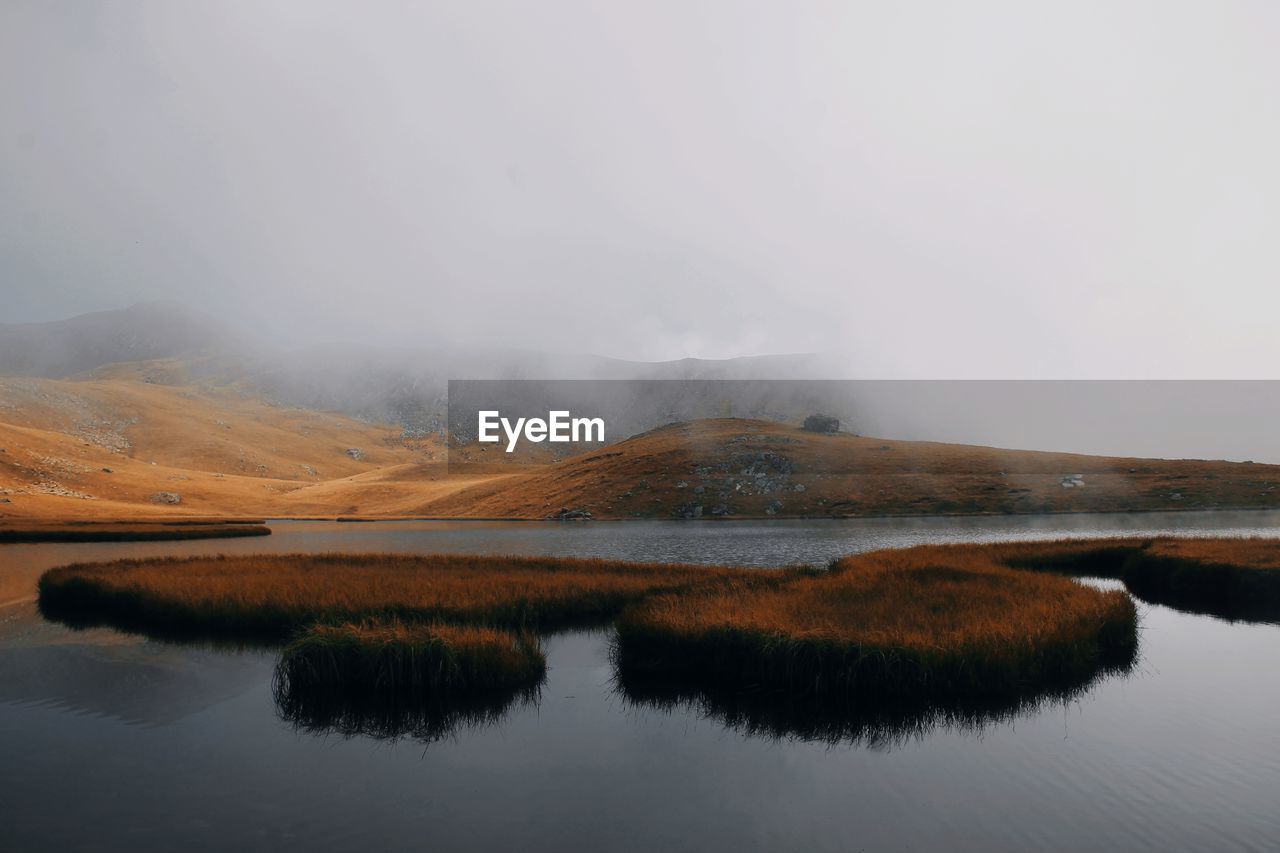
left=673, top=502, right=703, bottom=519
left=549, top=507, right=593, bottom=521
left=802, top=414, right=840, bottom=433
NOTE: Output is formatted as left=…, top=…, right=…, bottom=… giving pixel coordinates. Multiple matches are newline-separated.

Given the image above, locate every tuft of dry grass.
left=1120, top=537, right=1280, bottom=619
left=0, top=519, right=270, bottom=543
left=1139, top=537, right=1280, bottom=569
left=993, top=536, right=1280, bottom=621
left=276, top=620, right=545, bottom=695
left=274, top=666, right=539, bottom=743
left=615, top=541, right=1140, bottom=701
left=37, top=552, right=754, bottom=641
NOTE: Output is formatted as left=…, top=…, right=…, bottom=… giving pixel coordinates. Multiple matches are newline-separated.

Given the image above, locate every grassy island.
left=35, top=537, right=1280, bottom=716
left=614, top=543, right=1139, bottom=702
left=36, top=553, right=753, bottom=641
left=0, top=519, right=270, bottom=543
left=277, top=620, right=546, bottom=695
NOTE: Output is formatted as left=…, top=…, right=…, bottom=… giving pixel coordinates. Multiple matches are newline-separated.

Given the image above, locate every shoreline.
left=4, top=503, right=1280, bottom=531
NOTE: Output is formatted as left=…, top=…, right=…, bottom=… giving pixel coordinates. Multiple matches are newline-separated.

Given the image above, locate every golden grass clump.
left=615, top=542, right=1140, bottom=701
left=1120, top=537, right=1280, bottom=618
left=0, top=520, right=270, bottom=543
left=37, top=552, right=753, bottom=641
left=991, top=536, right=1280, bottom=620
left=276, top=621, right=545, bottom=695
left=1139, top=537, right=1280, bottom=569
left=274, top=675, right=538, bottom=743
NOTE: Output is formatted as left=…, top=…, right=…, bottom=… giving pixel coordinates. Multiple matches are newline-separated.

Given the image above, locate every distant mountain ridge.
left=0, top=302, right=247, bottom=379
left=0, top=302, right=839, bottom=437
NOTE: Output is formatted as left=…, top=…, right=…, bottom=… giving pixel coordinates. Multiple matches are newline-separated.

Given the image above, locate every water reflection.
left=273, top=663, right=542, bottom=744
left=1123, top=580, right=1280, bottom=625
left=613, top=643, right=1138, bottom=750
left=0, top=603, right=272, bottom=727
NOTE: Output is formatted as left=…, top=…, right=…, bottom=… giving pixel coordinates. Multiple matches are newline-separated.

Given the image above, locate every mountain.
left=0, top=302, right=249, bottom=379
left=3, top=405, right=1278, bottom=520
left=407, top=419, right=1280, bottom=519
left=0, top=303, right=840, bottom=437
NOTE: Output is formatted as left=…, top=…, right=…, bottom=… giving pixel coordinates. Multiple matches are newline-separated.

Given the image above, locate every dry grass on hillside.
left=422, top=419, right=1280, bottom=519
left=6, top=385, right=1280, bottom=520
left=0, top=376, right=467, bottom=520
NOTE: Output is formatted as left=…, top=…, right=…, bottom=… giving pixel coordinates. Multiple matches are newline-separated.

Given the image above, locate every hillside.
left=2, top=303, right=841, bottom=438
left=2, top=379, right=1279, bottom=521
left=0, top=302, right=248, bottom=379
left=0, top=377, right=464, bottom=519
left=416, top=419, right=1280, bottom=519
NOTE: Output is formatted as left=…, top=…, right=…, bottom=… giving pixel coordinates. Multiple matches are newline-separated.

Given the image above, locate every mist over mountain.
left=5, top=303, right=1280, bottom=463
left=0, top=302, right=248, bottom=379
left=0, top=302, right=842, bottom=436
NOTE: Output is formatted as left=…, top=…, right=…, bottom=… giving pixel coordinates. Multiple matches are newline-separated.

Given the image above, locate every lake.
left=3, top=512, right=1280, bottom=852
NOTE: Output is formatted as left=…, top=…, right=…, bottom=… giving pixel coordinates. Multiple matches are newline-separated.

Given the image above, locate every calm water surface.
left=2, top=512, right=1280, bottom=852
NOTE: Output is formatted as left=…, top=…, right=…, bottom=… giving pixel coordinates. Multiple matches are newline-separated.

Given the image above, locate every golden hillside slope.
left=0, top=377, right=473, bottom=519
left=416, top=419, right=1280, bottom=519
left=2, top=380, right=1279, bottom=521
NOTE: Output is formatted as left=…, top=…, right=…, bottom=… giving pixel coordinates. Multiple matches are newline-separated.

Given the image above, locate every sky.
left=3, top=1, right=1279, bottom=375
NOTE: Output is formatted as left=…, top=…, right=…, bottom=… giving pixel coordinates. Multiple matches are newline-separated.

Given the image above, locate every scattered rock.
left=101, top=467, right=113, bottom=473
left=765, top=500, right=784, bottom=515
left=548, top=507, right=592, bottom=521
left=149, top=492, right=182, bottom=505
left=673, top=502, right=703, bottom=519
left=345, top=447, right=365, bottom=460
left=675, top=481, right=688, bottom=489
left=1059, top=474, right=1085, bottom=488
left=792, top=483, right=806, bottom=492
left=802, top=414, right=840, bottom=433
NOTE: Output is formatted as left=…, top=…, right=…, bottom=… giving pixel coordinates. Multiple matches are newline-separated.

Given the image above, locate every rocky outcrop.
left=548, top=507, right=592, bottom=520
left=802, top=413, right=840, bottom=433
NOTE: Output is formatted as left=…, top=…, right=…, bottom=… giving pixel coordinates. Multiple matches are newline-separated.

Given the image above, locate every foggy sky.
left=3, top=2, right=1279, bottom=375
